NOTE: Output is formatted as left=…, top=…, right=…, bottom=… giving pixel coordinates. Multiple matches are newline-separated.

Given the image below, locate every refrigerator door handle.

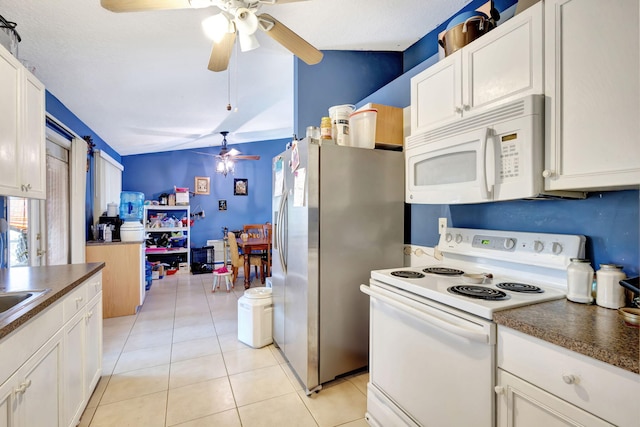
left=277, top=190, right=288, bottom=273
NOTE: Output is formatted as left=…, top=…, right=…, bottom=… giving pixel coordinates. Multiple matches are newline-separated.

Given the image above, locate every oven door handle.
left=360, top=285, right=490, bottom=344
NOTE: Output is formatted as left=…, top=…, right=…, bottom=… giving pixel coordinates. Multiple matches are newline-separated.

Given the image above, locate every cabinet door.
left=463, top=2, right=543, bottom=113
left=544, top=0, right=640, bottom=190
left=410, top=51, right=462, bottom=134
left=496, top=370, right=614, bottom=427
left=21, top=330, right=63, bottom=427
left=20, top=70, right=46, bottom=199
left=84, top=294, right=102, bottom=395
left=0, top=45, right=21, bottom=196
left=0, top=376, right=16, bottom=427
left=63, top=311, right=85, bottom=427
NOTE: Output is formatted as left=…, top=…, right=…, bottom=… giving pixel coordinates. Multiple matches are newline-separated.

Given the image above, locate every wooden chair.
left=261, top=223, right=272, bottom=277
left=227, top=231, right=264, bottom=284
left=243, top=224, right=265, bottom=239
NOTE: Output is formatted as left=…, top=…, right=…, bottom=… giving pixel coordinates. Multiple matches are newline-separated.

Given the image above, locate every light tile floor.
left=79, top=272, right=369, bottom=427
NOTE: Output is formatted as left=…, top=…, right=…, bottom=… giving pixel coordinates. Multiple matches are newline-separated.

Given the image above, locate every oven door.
left=406, top=126, right=496, bottom=204
left=361, top=281, right=496, bottom=427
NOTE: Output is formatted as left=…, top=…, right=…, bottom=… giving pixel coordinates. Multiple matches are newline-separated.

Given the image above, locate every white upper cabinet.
left=411, top=2, right=543, bottom=135
left=0, top=44, right=46, bottom=199
left=544, top=0, right=640, bottom=191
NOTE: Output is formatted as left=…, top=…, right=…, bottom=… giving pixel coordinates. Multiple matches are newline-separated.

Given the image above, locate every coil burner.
left=423, top=267, right=464, bottom=276
left=390, top=271, right=425, bottom=279
left=447, top=285, right=509, bottom=300
left=495, top=283, right=544, bottom=293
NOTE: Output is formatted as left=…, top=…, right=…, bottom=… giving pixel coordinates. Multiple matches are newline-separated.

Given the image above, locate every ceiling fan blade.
left=100, top=0, right=195, bottom=12
left=208, top=31, right=236, bottom=72
left=234, top=155, right=261, bottom=160
left=257, top=13, right=323, bottom=65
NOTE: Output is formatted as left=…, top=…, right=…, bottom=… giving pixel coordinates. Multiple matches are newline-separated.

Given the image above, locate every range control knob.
left=445, top=233, right=453, bottom=243
left=533, top=240, right=545, bottom=253
left=551, top=242, right=563, bottom=254
left=455, top=234, right=463, bottom=244
left=503, top=238, right=516, bottom=250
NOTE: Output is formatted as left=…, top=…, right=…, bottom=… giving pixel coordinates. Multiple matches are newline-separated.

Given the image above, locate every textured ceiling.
left=1, top=0, right=471, bottom=155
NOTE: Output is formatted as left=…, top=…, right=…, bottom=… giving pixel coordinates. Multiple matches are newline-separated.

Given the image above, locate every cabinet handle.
left=494, top=385, right=505, bottom=395
left=14, top=379, right=32, bottom=395
left=562, top=374, right=578, bottom=384
left=542, top=169, right=555, bottom=179
left=87, top=310, right=93, bottom=319
left=463, top=104, right=471, bottom=111
left=21, top=183, right=32, bottom=192
left=75, top=296, right=83, bottom=307
left=454, top=106, right=463, bottom=114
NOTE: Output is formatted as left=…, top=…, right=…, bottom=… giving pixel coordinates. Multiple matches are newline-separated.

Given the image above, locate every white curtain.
left=70, top=137, right=86, bottom=263
left=93, top=149, right=123, bottom=224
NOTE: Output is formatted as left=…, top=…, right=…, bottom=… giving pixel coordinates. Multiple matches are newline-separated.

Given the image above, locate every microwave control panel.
left=499, top=132, right=520, bottom=180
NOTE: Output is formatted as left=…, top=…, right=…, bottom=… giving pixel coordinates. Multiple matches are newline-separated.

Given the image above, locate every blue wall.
left=122, top=139, right=288, bottom=247
left=294, top=50, right=403, bottom=136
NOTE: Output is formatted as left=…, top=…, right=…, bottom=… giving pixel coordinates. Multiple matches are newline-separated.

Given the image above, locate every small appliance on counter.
left=98, top=215, right=123, bottom=241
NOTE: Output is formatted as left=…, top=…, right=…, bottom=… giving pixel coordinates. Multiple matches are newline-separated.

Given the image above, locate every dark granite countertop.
left=494, top=299, right=639, bottom=375
left=0, top=263, right=105, bottom=340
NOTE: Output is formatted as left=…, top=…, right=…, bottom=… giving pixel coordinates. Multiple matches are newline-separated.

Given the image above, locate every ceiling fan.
left=195, top=131, right=260, bottom=176
left=100, top=0, right=324, bottom=72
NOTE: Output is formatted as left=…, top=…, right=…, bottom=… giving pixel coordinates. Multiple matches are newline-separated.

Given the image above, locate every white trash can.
left=237, top=287, right=273, bottom=348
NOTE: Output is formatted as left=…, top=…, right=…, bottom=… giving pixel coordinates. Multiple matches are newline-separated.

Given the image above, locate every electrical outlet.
left=438, top=218, right=447, bottom=234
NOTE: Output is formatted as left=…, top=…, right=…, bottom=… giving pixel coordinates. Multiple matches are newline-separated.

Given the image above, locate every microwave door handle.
left=479, top=127, right=492, bottom=200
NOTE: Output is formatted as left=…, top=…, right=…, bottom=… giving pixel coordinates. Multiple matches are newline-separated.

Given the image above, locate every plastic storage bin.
left=349, top=109, right=377, bottom=149
left=237, top=287, right=273, bottom=348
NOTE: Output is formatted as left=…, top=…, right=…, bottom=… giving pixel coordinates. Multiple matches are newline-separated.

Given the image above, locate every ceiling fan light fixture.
left=238, top=32, right=260, bottom=52
left=216, top=157, right=235, bottom=176
left=202, top=13, right=232, bottom=43
left=234, top=7, right=259, bottom=35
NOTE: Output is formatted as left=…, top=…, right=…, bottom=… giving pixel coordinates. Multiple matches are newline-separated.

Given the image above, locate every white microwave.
left=405, top=95, right=582, bottom=204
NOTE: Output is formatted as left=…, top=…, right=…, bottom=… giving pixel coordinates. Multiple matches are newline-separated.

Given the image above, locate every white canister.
left=595, top=264, right=626, bottom=309
left=566, top=258, right=594, bottom=304
left=107, top=202, right=118, bottom=217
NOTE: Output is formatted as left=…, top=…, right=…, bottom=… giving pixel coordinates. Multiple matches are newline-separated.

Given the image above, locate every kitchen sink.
left=0, top=289, right=51, bottom=320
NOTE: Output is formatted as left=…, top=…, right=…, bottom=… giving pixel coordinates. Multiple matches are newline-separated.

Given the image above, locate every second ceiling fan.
left=100, top=0, right=324, bottom=72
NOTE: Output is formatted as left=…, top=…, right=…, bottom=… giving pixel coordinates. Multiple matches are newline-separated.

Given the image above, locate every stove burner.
left=423, top=267, right=464, bottom=276
left=391, top=270, right=425, bottom=279
left=447, top=285, right=509, bottom=300
left=495, top=282, right=544, bottom=293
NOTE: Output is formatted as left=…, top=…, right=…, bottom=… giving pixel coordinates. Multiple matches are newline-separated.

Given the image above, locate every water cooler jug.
left=119, top=191, right=145, bottom=242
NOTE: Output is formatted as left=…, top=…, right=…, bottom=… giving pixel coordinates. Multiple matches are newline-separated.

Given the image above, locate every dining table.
left=236, top=236, right=270, bottom=289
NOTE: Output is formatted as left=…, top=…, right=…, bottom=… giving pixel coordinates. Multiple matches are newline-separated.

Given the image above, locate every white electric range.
left=361, top=227, right=586, bottom=427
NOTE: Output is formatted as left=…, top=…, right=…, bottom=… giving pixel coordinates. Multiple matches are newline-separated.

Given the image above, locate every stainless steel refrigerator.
left=271, top=138, right=404, bottom=393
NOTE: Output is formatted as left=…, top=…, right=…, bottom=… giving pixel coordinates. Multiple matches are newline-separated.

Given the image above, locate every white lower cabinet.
left=0, top=272, right=102, bottom=427
left=497, top=326, right=639, bottom=427
left=496, top=369, right=613, bottom=427
left=63, top=275, right=102, bottom=427
left=0, top=329, right=64, bottom=427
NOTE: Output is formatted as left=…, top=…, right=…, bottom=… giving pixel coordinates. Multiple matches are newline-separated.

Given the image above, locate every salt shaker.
left=566, top=258, right=594, bottom=303
left=596, top=264, right=626, bottom=309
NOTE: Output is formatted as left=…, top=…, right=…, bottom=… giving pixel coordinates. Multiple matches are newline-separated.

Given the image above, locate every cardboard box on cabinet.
left=361, top=103, right=404, bottom=149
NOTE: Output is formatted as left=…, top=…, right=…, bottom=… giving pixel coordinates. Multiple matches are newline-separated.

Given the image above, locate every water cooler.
left=119, top=191, right=145, bottom=242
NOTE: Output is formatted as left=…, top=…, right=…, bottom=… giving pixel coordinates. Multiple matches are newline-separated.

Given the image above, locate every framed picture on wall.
left=234, top=178, right=248, bottom=196
left=218, top=200, right=227, bottom=211
left=194, top=176, right=210, bottom=195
